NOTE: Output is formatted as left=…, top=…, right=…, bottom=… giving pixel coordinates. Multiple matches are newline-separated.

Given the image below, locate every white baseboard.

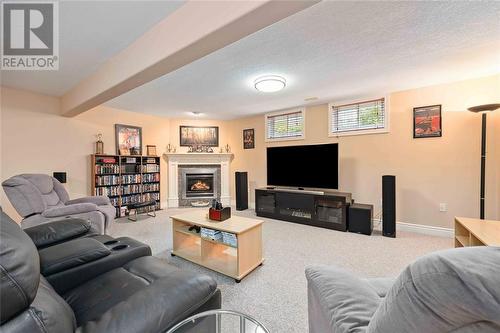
left=373, top=219, right=453, bottom=238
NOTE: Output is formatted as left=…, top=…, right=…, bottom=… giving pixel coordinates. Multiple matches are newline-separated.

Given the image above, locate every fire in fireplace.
left=186, top=173, right=214, bottom=198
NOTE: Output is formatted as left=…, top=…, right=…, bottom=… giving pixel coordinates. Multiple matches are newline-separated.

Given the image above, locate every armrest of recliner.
left=41, top=203, right=98, bottom=218
left=24, top=218, right=92, bottom=248
left=39, top=238, right=111, bottom=276
left=66, top=195, right=111, bottom=206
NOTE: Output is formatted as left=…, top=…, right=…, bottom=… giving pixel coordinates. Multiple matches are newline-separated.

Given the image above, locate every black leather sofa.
left=0, top=208, right=221, bottom=332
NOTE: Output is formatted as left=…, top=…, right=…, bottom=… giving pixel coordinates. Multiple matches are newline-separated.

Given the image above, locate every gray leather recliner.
left=2, top=174, right=115, bottom=234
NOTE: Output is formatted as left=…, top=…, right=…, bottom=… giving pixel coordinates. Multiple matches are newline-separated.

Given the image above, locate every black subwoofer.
left=382, top=175, right=396, bottom=238
left=348, top=203, right=373, bottom=235
left=235, top=172, right=248, bottom=211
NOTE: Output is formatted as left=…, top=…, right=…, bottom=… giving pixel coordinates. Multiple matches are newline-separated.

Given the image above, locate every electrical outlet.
left=439, top=203, right=447, bottom=212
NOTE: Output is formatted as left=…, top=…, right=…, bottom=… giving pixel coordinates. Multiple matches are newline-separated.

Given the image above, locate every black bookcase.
left=255, top=188, right=351, bottom=231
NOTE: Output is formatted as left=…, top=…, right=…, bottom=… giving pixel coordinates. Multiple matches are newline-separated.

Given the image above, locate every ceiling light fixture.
left=254, top=75, right=286, bottom=93
left=191, top=112, right=202, bottom=116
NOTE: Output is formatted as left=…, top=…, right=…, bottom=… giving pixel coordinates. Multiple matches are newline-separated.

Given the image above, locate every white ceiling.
left=2, top=1, right=499, bottom=119
left=105, top=1, right=500, bottom=119
left=0, top=0, right=184, bottom=96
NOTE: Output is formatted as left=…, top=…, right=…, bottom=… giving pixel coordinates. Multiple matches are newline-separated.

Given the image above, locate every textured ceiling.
left=0, top=1, right=185, bottom=96
left=106, top=1, right=500, bottom=119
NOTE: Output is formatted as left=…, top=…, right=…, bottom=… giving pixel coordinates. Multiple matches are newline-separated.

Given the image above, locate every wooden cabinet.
left=454, top=217, right=500, bottom=247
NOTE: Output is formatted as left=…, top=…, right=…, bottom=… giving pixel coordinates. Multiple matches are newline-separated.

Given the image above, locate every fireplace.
left=186, top=173, right=214, bottom=198
left=166, top=154, right=231, bottom=208
left=179, top=166, right=220, bottom=205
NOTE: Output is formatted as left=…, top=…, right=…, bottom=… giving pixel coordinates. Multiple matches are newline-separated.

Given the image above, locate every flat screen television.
left=267, top=143, right=338, bottom=189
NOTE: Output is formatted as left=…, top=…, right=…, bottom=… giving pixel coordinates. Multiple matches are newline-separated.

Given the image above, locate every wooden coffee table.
left=170, top=211, right=264, bottom=282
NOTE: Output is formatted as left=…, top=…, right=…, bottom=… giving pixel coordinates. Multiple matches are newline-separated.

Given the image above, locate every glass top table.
left=167, top=310, right=270, bottom=333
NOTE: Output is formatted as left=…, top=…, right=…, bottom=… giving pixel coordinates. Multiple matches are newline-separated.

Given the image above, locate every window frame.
left=328, top=96, right=390, bottom=137
left=265, top=108, right=306, bottom=142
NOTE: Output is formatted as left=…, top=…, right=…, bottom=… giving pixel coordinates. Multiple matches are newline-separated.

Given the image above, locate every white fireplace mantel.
left=164, top=153, right=234, bottom=207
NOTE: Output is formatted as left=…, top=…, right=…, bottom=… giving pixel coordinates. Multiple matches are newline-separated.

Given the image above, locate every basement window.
left=265, top=108, right=305, bottom=141
left=329, top=98, right=388, bottom=136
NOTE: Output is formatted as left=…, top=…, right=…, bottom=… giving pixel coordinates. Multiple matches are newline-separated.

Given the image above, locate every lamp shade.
left=467, top=104, right=500, bottom=113
left=53, top=172, right=67, bottom=184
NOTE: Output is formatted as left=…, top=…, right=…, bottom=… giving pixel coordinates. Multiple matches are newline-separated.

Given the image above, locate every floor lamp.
left=467, top=103, right=500, bottom=219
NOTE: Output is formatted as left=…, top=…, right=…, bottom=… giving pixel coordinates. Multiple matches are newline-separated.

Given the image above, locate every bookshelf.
left=91, top=154, right=161, bottom=217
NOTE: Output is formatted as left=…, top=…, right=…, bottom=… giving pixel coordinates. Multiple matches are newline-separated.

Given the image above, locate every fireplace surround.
left=165, top=153, right=233, bottom=207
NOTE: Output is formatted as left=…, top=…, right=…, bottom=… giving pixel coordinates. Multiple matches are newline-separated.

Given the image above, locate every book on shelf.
left=143, top=173, right=160, bottom=183
left=95, top=164, right=119, bottom=174
left=95, top=175, right=120, bottom=186
left=140, top=164, right=160, bottom=173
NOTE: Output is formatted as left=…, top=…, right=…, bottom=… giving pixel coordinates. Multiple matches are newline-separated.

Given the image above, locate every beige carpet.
left=108, top=207, right=452, bottom=333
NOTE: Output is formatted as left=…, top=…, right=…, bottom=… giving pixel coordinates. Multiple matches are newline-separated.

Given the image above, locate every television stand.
left=255, top=188, right=351, bottom=231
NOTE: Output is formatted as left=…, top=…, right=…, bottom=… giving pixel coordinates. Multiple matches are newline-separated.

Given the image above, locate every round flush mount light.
left=191, top=112, right=202, bottom=116
left=254, top=75, right=286, bottom=93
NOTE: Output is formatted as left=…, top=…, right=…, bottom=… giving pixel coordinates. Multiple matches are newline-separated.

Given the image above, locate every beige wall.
left=0, top=86, right=228, bottom=221
left=227, top=75, right=500, bottom=228
left=2, top=74, right=499, bottom=228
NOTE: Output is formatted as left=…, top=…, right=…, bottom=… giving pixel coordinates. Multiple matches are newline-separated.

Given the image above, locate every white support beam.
left=61, top=0, right=319, bottom=117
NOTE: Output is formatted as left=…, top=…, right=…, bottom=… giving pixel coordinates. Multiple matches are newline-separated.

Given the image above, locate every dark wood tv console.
left=255, top=188, right=352, bottom=231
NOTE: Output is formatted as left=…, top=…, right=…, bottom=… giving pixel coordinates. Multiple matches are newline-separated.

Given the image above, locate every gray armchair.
left=2, top=174, right=115, bottom=234
left=306, top=246, right=500, bottom=333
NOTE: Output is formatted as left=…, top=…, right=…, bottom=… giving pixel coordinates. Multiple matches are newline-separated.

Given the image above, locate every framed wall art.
left=413, top=105, right=442, bottom=138
left=179, top=126, right=219, bottom=147
left=243, top=128, right=255, bottom=149
left=115, top=124, right=142, bottom=155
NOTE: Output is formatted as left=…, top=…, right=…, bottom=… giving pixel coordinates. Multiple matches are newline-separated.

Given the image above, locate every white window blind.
left=330, top=98, right=385, bottom=134
left=266, top=110, right=304, bottom=140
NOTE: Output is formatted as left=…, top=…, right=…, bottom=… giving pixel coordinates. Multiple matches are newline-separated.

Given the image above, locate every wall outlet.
left=439, top=203, right=447, bottom=212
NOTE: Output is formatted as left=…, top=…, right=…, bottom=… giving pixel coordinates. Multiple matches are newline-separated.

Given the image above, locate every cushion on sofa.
left=364, top=277, right=395, bottom=298
left=367, top=246, right=500, bottom=333
left=306, top=265, right=381, bottom=333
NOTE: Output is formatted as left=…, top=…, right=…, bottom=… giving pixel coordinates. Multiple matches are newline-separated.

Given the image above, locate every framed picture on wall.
left=243, top=128, right=255, bottom=149
left=413, top=105, right=442, bottom=138
left=179, top=126, right=219, bottom=147
left=115, top=124, right=142, bottom=155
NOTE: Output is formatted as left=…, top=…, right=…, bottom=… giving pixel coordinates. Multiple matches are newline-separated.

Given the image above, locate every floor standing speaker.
left=382, top=175, right=396, bottom=238
left=235, top=172, right=248, bottom=211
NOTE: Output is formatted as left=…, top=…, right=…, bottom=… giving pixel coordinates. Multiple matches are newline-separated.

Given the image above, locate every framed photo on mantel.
left=413, top=105, right=442, bottom=138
